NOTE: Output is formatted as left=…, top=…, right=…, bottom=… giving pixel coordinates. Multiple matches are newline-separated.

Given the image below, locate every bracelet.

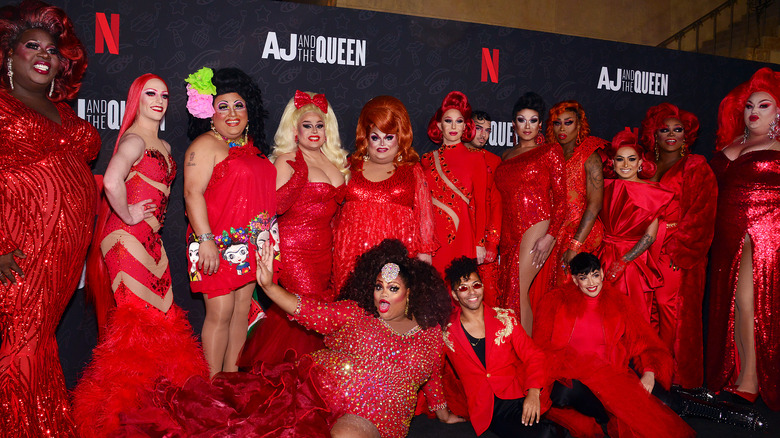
left=569, top=238, right=583, bottom=252
left=197, top=232, right=215, bottom=242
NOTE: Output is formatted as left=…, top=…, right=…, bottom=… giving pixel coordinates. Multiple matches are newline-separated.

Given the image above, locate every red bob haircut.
left=427, top=91, right=475, bottom=144
left=639, top=103, right=699, bottom=154
left=545, top=100, right=591, bottom=146
left=0, top=0, right=88, bottom=101
left=716, top=67, right=780, bottom=150
left=603, top=130, right=656, bottom=179
left=351, top=95, right=419, bottom=171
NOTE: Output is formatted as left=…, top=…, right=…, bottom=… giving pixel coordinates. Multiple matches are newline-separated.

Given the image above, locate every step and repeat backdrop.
left=50, top=0, right=771, bottom=386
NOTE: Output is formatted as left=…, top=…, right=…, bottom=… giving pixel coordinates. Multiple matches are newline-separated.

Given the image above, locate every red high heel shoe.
left=723, top=385, right=759, bottom=403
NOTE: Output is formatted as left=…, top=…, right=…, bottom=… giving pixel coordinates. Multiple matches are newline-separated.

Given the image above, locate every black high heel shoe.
left=677, top=393, right=768, bottom=431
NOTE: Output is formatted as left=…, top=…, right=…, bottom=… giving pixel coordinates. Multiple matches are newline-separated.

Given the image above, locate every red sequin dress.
left=421, top=143, right=490, bottom=273
left=72, top=147, right=209, bottom=437
left=551, top=136, right=606, bottom=286
left=0, top=91, right=100, bottom=437
left=114, top=296, right=448, bottom=438
left=331, top=162, right=436, bottom=292
left=707, top=150, right=780, bottom=410
left=240, top=150, right=341, bottom=365
left=186, top=141, right=277, bottom=297
left=494, top=142, right=566, bottom=316
left=596, top=179, right=672, bottom=322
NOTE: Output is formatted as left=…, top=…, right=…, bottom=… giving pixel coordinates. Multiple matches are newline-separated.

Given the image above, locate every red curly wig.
left=639, top=103, right=699, bottom=155
left=0, top=0, right=88, bottom=101
left=603, top=130, right=656, bottom=179
left=545, top=100, right=590, bottom=146
left=716, top=67, right=780, bottom=150
left=427, top=91, right=475, bottom=144
left=350, top=95, right=419, bottom=171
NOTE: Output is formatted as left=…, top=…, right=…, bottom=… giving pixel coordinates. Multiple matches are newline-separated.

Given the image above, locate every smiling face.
left=552, top=110, right=580, bottom=148
left=296, top=111, right=327, bottom=151
left=469, top=118, right=491, bottom=148
left=9, top=28, right=61, bottom=92
left=512, top=109, right=541, bottom=144
left=571, top=268, right=604, bottom=297
left=744, top=91, right=779, bottom=136
left=212, top=92, right=248, bottom=140
left=654, top=117, right=684, bottom=155
left=451, top=272, right=484, bottom=312
left=438, top=108, right=465, bottom=145
left=373, top=271, right=410, bottom=322
left=137, top=78, right=168, bottom=122
left=367, top=126, right=400, bottom=164
left=613, top=145, right=643, bottom=181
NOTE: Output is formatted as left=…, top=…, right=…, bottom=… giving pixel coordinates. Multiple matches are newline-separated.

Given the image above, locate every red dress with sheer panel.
left=0, top=91, right=100, bottom=437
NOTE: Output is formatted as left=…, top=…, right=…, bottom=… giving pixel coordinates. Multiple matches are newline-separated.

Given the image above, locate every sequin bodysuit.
left=0, top=91, right=100, bottom=437
left=707, top=150, right=780, bottom=410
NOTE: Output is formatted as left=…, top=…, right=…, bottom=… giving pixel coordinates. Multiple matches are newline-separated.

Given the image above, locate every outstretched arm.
left=255, top=243, right=298, bottom=314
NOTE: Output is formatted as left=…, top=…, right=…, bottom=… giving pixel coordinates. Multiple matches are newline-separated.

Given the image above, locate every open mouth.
left=376, top=147, right=388, bottom=153
left=558, top=134, right=567, bottom=140
left=308, top=135, right=321, bottom=142
left=33, top=62, right=50, bottom=75
left=151, top=106, right=163, bottom=113
left=378, top=300, right=390, bottom=313
left=225, top=119, right=241, bottom=127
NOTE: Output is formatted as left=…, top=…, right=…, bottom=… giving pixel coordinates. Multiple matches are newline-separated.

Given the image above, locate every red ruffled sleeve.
left=412, top=164, right=438, bottom=255
left=547, top=144, right=567, bottom=238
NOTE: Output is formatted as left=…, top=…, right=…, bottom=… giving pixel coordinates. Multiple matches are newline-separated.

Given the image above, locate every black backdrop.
left=45, top=0, right=773, bottom=387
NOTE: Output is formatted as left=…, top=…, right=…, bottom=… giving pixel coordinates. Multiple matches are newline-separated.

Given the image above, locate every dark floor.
left=408, top=398, right=778, bottom=437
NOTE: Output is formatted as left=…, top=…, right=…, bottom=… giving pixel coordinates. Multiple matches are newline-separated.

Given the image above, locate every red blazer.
left=443, top=306, right=547, bottom=435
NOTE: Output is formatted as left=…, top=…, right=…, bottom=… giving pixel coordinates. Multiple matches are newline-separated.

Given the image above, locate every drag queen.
left=240, top=90, right=348, bottom=365
left=707, top=67, right=780, bottom=410
left=642, top=103, right=717, bottom=388
left=545, top=100, right=605, bottom=287
left=331, top=95, right=436, bottom=292
left=182, top=67, right=276, bottom=376
left=495, top=92, right=565, bottom=335
left=74, top=74, right=209, bottom=437
left=421, top=91, right=490, bottom=273
left=0, top=2, right=100, bottom=435
left=596, top=130, right=672, bottom=322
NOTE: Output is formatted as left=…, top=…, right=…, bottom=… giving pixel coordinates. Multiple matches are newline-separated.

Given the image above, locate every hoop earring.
left=49, top=80, right=55, bottom=97
left=6, top=58, right=13, bottom=90
left=535, top=133, right=544, bottom=145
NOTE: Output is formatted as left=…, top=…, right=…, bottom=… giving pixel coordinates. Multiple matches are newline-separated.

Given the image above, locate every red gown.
left=494, top=142, right=566, bottom=317
left=653, top=154, right=716, bottom=388
left=72, top=148, right=209, bottom=437
left=331, top=162, right=436, bottom=292
left=0, top=91, right=100, bottom=437
left=240, top=150, right=341, bottom=365
left=596, top=179, right=672, bottom=322
left=551, top=136, right=606, bottom=287
left=421, top=143, right=489, bottom=273
left=186, top=142, right=277, bottom=297
left=477, top=149, right=502, bottom=307
left=115, top=296, right=448, bottom=438
left=707, top=150, right=780, bottom=410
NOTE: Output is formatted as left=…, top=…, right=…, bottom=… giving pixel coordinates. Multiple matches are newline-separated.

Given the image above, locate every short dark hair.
left=569, top=252, right=601, bottom=276
left=472, top=110, right=492, bottom=123
left=444, top=256, right=479, bottom=289
left=511, top=92, right=546, bottom=121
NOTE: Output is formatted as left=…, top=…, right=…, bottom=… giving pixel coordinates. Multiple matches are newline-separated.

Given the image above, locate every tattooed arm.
left=563, top=152, right=604, bottom=264
left=183, top=135, right=222, bottom=275
left=605, top=218, right=659, bottom=280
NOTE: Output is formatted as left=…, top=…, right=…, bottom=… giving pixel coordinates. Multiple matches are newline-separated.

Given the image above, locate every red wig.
left=86, top=74, right=168, bottom=333
left=427, top=91, right=475, bottom=144
left=716, top=67, right=780, bottom=150
left=603, top=130, right=656, bottom=179
left=639, top=103, right=699, bottom=154
left=545, top=100, right=590, bottom=145
left=0, top=0, right=88, bottom=101
left=351, top=95, right=419, bottom=171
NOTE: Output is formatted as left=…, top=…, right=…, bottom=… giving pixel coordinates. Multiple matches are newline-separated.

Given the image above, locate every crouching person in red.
left=442, top=257, right=565, bottom=437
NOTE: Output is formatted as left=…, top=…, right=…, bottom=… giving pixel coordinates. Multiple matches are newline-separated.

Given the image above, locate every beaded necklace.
left=212, top=126, right=248, bottom=148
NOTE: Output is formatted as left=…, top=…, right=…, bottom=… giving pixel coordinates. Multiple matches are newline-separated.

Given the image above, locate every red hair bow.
left=294, top=90, right=328, bottom=114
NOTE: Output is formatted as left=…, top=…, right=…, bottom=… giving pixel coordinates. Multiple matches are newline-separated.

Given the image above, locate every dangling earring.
left=769, top=114, right=780, bottom=140
left=243, top=121, right=249, bottom=144
left=49, top=79, right=55, bottom=97
left=363, top=153, right=370, bottom=162
left=404, top=297, right=409, bottom=317
left=741, top=126, right=749, bottom=144
left=680, top=141, right=687, bottom=157
left=654, top=145, right=660, bottom=161
left=396, top=154, right=402, bottom=162
left=6, top=58, right=13, bottom=90
left=638, top=164, right=643, bottom=173
left=535, top=133, right=544, bottom=145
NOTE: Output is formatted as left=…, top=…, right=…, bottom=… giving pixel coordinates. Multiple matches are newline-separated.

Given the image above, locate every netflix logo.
left=95, top=12, right=119, bottom=55
left=481, top=48, right=498, bottom=83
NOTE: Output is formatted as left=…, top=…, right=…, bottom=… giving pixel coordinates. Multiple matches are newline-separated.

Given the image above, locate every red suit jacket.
left=443, top=306, right=548, bottom=435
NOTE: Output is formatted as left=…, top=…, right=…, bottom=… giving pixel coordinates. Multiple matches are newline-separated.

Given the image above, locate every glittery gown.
left=596, top=179, right=673, bottom=322
left=186, top=141, right=277, bottom=297
left=550, top=136, right=606, bottom=287
left=331, top=161, right=436, bottom=292
left=707, top=150, right=780, bottom=410
left=240, top=150, right=341, bottom=366
left=0, top=91, right=100, bottom=437
left=114, top=296, right=448, bottom=438
left=421, top=143, right=490, bottom=273
left=494, top=141, right=566, bottom=317
left=72, top=147, right=209, bottom=437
